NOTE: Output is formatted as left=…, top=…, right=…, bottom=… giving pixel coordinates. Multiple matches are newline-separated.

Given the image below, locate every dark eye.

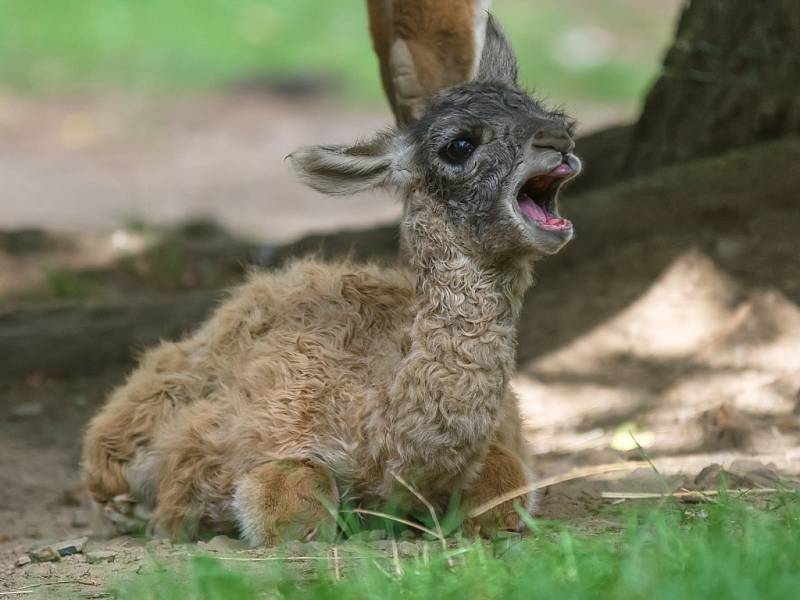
left=442, top=138, right=476, bottom=163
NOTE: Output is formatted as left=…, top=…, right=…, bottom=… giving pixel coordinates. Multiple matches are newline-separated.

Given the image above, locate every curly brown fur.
left=82, top=14, right=580, bottom=544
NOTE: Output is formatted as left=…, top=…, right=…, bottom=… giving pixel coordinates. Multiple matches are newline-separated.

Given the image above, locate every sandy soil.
left=3, top=260, right=798, bottom=595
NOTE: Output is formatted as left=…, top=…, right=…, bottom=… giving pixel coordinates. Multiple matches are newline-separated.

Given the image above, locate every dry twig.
left=331, top=545, right=341, bottom=581
left=392, top=472, right=451, bottom=559
left=1, top=580, right=98, bottom=597
left=468, top=461, right=649, bottom=519
left=390, top=539, right=404, bottom=577
left=601, top=488, right=781, bottom=501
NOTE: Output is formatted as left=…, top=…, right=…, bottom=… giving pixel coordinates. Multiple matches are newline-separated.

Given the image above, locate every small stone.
left=55, top=536, right=89, bottom=557
left=397, top=541, right=418, bottom=557
left=86, top=550, right=118, bottom=564
left=205, top=535, right=246, bottom=552
left=694, top=464, right=724, bottom=487
left=30, top=536, right=89, bottom=562
left=15, top=555, right=31, bottom=567
left=29, top=545, right=60, bottom=562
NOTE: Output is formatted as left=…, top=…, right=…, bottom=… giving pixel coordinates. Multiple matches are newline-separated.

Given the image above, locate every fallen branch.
left=0, top=579, right=98, bottom=596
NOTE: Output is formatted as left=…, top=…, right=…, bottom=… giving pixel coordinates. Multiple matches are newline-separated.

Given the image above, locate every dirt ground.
left=1, top=93, right=799, bottom=596
left=0, top=91, right=401, bottom=243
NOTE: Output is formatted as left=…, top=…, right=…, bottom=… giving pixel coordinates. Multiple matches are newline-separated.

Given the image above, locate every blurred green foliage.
left=44, top=267, right=94, bottom=299
left=0, top=0, right=676, bottom=107
left=0, top=0, right=380, bottom=99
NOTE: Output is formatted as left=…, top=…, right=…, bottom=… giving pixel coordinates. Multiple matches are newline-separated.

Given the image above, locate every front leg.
left=463, top=443, right=535, bottom=536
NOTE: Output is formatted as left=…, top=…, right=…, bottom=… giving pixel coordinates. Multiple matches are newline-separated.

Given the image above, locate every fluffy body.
left=83, top=253, right=534, bottom=543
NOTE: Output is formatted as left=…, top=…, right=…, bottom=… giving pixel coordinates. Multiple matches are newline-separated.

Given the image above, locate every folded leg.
left=463, top=443, right=535, bottom=536
left=232, top=459, right=339, bottom=546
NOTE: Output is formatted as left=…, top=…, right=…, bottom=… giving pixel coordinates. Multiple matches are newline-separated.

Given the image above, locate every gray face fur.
left=290, top=15, right=581, bottom=259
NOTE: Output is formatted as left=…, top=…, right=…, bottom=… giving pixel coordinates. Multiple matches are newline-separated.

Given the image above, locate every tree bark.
left=0, top=294, right=217, bottom=381
left=626, top=0, right=800, bottom=174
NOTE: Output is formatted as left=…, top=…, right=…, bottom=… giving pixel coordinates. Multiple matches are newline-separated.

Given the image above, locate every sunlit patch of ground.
left=517, top=251, right=800, bottom=482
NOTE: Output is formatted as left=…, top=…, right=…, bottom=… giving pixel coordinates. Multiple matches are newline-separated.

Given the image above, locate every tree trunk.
left=626, top=0, right=800, bottom=174
left=0, top=294, right=217, bottom=381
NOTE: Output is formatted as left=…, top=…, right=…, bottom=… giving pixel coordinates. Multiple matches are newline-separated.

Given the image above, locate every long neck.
left=383, top=204, right=533, bottom=482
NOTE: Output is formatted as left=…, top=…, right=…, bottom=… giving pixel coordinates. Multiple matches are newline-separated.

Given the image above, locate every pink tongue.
left=519, top=197, right=547, bottom=222
left=550, top=163, right=573, bottom=177
left=519, top=196, right=570, bottom=229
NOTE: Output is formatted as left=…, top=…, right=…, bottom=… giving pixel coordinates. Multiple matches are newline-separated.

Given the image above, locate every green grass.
left=0, top=0, right=380, bottom=100
left=0, top=0, right=677, bottom=107
left=115, top=495, right=800, bottom=600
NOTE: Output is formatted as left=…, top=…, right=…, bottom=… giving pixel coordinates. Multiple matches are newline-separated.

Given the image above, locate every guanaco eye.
left=442, top=138, right=476, bottom=163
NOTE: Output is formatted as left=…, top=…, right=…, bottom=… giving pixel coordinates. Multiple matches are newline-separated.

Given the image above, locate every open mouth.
left=516, top=163, right=574, bottom=232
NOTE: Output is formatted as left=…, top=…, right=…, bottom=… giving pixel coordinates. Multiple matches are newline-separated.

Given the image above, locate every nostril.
left=532, top=140, right=560, bottom=152
left=532, top=127, right=574, bottom=154
left=532, top=140, right=573, bottom=154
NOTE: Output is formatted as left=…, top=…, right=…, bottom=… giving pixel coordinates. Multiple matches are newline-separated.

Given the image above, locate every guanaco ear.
left=288, top=134, right=410, bottom=196
left=475, top=14, right=518, bottom=85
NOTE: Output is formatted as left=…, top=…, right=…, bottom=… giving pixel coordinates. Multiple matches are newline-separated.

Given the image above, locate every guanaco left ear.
left=288, top=134, right=410, bottom=196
